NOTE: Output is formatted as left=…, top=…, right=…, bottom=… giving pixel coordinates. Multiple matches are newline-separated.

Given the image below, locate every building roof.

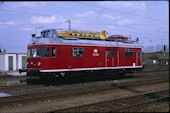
left=0, top=52, right=26, bottom=55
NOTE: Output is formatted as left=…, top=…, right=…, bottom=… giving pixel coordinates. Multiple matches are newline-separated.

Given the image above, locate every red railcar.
left=20, top=29, right=143, bottom=83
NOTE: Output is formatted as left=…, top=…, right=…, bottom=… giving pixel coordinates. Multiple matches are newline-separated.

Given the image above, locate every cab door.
left=136, top=50, right=141, bottom=66
left=106, top=48, right=114, bottom=67
left=50, top=46, right=57, bottom=68
left=113, top=48, right=118, bottom=66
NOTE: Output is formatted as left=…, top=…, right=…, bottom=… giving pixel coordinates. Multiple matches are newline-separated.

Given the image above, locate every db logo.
left=92, top=49, right=99, bottom=56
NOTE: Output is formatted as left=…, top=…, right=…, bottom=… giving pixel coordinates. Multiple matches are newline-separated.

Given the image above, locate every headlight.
left=30, top=62, right=33, bottom=65
left=37, top=62, right=41, bottom=66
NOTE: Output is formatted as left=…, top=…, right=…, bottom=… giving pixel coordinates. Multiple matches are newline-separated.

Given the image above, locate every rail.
left=51, top=89, right=169, bottom=112
left=0, top=76, right=168, bottom=108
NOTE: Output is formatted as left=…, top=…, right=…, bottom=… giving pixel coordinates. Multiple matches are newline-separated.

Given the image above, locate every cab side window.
left=52, top=47, right=56, bottom=57
left=42, top=47, right=50, bottom=57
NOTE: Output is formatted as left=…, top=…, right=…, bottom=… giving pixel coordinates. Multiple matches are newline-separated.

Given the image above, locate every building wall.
left=0, top=54, right=5, bottom=71
left=5, top=54, right=16, bottom=71
left=0, top=53, right=27, bottom=76
left=17, top=54, right=27, bottom=70
left=0, top=53, right=27, bottom=71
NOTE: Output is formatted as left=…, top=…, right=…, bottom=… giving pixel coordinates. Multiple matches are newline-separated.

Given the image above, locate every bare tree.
left=144, top=44, right=169, bottom=53
left=155, top=44, right=163, bottom=52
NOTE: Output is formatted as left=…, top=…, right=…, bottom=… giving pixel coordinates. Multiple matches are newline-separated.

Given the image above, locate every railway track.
left=0, top=72, right=167, bottom=90
left=0, top=75, right=168, bottom=108
left=0, top=84, right=44, bottom=91
left=53, top=89, right=169, bottom=112
left=142, top=65, right=169, bottom=72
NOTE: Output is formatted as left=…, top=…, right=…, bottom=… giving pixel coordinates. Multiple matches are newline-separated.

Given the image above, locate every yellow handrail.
left=58, top=30, right=108, bottom=39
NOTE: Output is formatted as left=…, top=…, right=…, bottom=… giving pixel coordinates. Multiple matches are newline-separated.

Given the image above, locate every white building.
left=0, top=52, right=26, bottom=76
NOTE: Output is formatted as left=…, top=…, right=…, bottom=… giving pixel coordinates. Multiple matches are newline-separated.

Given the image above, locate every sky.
left=0, top=1, right=169, bottom=53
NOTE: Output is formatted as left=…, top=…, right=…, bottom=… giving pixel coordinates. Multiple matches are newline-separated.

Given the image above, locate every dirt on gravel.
left=0, top=80, right=169, bottom=113
left=120, top=101, right=169, bottom=112
left=127, top=70, right=169, bottom=77
left=0, top=89, right=135, bottom=112
left=0, top=70, right=169, bottom=112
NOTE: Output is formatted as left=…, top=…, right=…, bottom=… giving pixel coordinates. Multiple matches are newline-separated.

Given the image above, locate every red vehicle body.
left=21, top=29, right=143, bottom=83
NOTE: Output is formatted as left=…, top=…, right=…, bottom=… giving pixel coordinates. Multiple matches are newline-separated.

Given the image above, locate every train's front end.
left=26, top=45, right=43, bottom=83
left=20, top=29, right=58, bottom=84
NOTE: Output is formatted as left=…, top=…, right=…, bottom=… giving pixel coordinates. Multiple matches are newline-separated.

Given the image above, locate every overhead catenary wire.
left=1, top=22, right=167, bottom=39
left=0, top=23, right=37, bottom=28
left=0, top=2, right=168, bottom=42
left=133, top=2, right=168, bottom=16
left=0, top=19, right=168, bottom=37
left=0, top=28, right=167, bottom=42
left=0, top=8, right=50, bottom=17
left=0, top=2, right=168, bottom=34
left=0, top=2, right=168, bottom=53
left=0, top=8, right=168, bottom=34
left=120, top=1, right=168, bottom=17
left=49, top=4, right=169, bottom=37
left=49, top=5, right=168, bottom=30
left=74, top=2, right=168, bottom=23
left=0, top=2, right=168, bottom=31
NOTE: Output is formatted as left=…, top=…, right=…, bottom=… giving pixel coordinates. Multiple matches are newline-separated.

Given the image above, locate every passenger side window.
left=125, top=49, right=133, bottom=57
left=72, top=47, right=84, bottom=57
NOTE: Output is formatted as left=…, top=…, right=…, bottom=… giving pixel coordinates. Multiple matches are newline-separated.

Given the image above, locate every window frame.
left=137, top=50, right=141, bottom=58
left=42, top=47, right=50, bottom=58
left=106, top=49, right=114, bottom=57
left=27, top=47, right=41, bottom=58
left=125, top=49, right=133, bottom=57
left=52, top=47, right=56, bottom=58
left=72, top=47, right=84, bottom=57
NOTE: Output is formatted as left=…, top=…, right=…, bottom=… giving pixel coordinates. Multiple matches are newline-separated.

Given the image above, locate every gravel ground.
left=127, top=70, right=169, bottom=77
left=2, top=72, right=168, bottom=96
left=132, top=82, right=169, bottom=92
left=0, top=81, right=168, bottom=113
left=0, top=70, right=168, bottom=86
left=0, top=70, right=169, bottom=113
left=121, top=101, right=169, bottom=112
left=0, top=89, right=136, bottom=112
left=0, top=76, right=26, bottom=86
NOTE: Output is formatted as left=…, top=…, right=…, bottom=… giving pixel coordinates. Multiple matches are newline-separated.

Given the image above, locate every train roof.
left=29, top=29, right=142, bottom=48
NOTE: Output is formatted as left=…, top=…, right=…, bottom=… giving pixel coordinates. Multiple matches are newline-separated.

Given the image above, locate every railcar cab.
left=27, top=45, right=56, bottom=69
left=26, top=29, right=57, bottom=79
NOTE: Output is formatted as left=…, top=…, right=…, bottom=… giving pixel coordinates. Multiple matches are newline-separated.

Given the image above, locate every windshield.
left=28, top=47, right=41, bottom=58
left=28, top=47, right=50, bottom=58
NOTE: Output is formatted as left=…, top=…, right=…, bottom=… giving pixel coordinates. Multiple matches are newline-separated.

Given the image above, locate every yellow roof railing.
left=57, top=30, right=108, bottom=39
